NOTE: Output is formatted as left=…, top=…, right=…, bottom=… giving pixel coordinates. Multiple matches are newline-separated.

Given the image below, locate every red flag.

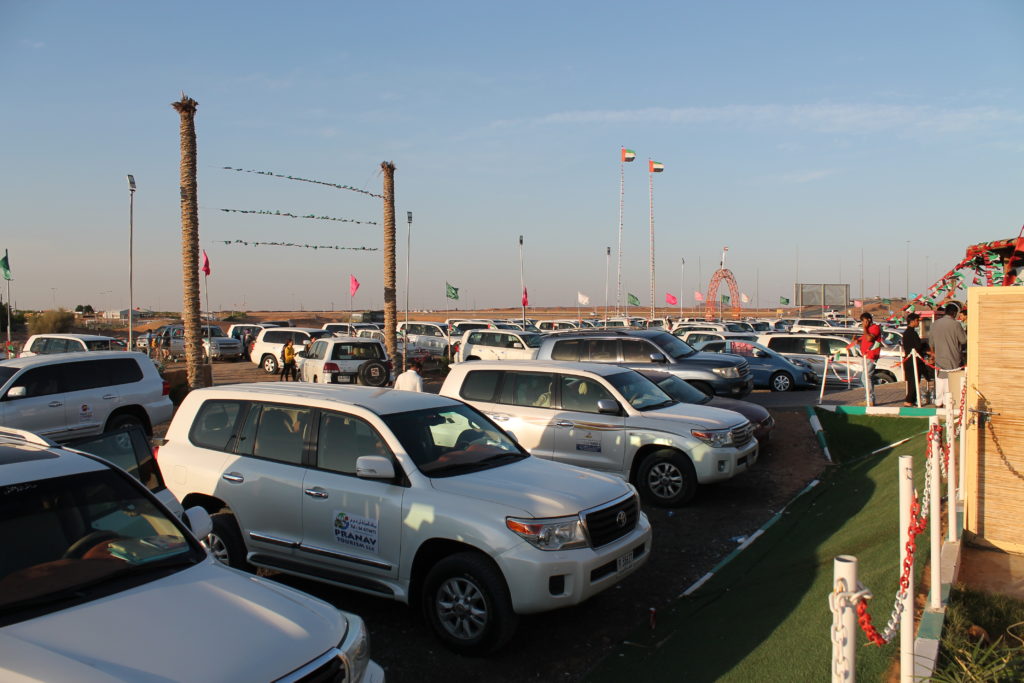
left=200, top=250, right=211, bottom=276
left=521, top=287, right=529, bottom=307
left=665, top=292, right=678, bottom=306
left=349, top=275, right=360, bottom=297
left=694, top=290, right=705, bottom=302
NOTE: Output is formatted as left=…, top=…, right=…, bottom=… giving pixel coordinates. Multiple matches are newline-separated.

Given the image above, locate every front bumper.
left=690, top=437, right=759, bottom=484
left=711, top=375, right=755, bottom=398
left=496, top=512, right=652, bottom=615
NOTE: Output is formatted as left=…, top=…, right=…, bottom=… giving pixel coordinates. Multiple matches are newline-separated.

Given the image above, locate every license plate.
left=616, top=550, right=635, bottom=573
left=335, top=375, right=353, bottom=384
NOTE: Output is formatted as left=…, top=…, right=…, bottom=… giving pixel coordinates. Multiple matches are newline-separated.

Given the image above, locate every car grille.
left=583, top=494, right=639, bottom=548
left=731, top=422, right=755, bottom=447
left=293, top=656, right=345, bottom=683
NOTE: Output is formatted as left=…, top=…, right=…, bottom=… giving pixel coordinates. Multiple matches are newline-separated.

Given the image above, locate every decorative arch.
left=704, top=268, right=742, bottom=319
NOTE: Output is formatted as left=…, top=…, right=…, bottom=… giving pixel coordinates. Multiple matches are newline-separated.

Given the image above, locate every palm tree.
left=172, top=94, right=203, bottom=389
left=381, top=161, right=397, bottom=363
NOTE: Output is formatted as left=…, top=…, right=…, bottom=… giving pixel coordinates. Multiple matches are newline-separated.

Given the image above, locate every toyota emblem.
left=615, top=510, right=627, bottom=528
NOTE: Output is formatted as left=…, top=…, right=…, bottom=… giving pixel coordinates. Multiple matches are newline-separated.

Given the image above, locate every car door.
left=724, top=341, right=772, bottom=386
left=59, top=358, right=115, bottom=437
left=302, top=339, right=329, bottom=382
left=217, top=402, right=310, bottom=556
left=298, top=410, right=403, bottom=580
left=551, top=374, right=626, bottom=474
left=457, top=369, right=556, bottom=458
left=0, top=364, right=69, bottom=438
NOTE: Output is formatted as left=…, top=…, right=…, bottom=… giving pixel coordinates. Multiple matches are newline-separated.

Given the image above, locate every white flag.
left=740, top=293, right=750, bottom=303
left=577, top=291, right=590, bottom=306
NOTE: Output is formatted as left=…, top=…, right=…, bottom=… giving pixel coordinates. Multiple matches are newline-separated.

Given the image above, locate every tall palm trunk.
left=381, top=161, right=397, bottom=363
left=172, top=94, right=203, bottom=389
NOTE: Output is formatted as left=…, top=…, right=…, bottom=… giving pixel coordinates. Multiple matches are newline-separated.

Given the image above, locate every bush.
left=28, top=309, right=76, bottom=334
left=0, top=304, right=26, bottom=333
left=223, top=311, right=248, bottom=322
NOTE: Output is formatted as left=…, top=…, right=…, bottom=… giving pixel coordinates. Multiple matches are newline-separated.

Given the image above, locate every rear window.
left=329, top=343, right=383, bottom=360
left=84, top=339, right=116, bottom=351
left=459, top=370, right=502, bottom=402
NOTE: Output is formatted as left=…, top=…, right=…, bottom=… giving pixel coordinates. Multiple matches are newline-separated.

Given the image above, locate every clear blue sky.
left=2, top=1, right=1022, bottom=312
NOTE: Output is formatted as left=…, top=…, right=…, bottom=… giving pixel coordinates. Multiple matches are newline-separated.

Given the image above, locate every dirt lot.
left=158, top=358, right=826, bottom=682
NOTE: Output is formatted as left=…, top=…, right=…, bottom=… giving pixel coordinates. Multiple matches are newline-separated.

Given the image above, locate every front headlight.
left=691, top=428, right=733, bottom=448
left=506, top=515, right=588, bottom=550
left=338, top=613, right=370, bottom=683
left=712, top=366, right=740, bottom=379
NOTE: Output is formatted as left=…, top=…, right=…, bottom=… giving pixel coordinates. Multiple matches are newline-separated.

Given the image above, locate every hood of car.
left=706, top=396, right=770, bottom=423
left=631, top=401, right=746, bottom=431
left=430, top=457, right=631, bottom=517
left=0, top=559, right=345, bottom=682
left=652, top=351, right=744, bottom=370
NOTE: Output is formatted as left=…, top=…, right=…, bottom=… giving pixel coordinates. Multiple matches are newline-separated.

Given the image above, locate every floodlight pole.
left=404, top=211, right=412, bottom=372
left=127, top=175, right=136, bottom=350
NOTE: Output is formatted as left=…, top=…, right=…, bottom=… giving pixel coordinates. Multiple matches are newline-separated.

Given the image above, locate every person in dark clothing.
left=901, top=313, right=929, bottom=406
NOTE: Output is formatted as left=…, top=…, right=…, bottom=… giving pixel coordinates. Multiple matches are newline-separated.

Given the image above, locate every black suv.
left=535, top=329, right=754, bottom=397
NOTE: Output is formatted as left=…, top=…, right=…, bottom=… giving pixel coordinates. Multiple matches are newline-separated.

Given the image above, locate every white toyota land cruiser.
left=157, top=384, right=651, bottom=654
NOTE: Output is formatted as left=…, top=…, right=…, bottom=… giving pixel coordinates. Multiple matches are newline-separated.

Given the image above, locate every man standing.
left=393, top=359, right=424, bottom=392
left=901, top=313, right=929, bottom=406
left=930, top=303, right=967, bottom=407
left=849, top=312, right=882, bottom=406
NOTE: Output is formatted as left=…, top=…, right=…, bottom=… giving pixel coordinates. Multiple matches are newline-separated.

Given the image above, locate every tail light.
left=324, top=362, right=341, bottom=373
left=152, top=445, right=159, bottom=460
left=162, top=380, right=170, bottom=396
left=453, top=342, right=461, bottom=354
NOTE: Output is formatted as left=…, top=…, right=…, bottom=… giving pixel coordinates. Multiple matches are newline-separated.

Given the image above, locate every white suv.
left=0, top=428, right=382, bottom=682
left=251, top=327, right=333, bottom=374
left=0, top=351, right=172, bottom=440
left=297, top=336, right=392, bottom=386
left=458, top=329, right=542, bottom=362
left=440, top=361, right=758, bottom=506
left=20, top=334, right=123, bottom=357
left=158, top=384, right=651, bottom=654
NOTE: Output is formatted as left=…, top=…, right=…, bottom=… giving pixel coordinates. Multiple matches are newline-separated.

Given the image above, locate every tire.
left=206, top=513, right=250, bottom=570
left=105, top=412, right=146, bottom=435
left=359, top=360, right=389, bottom=387
left=465, top=356, right=480, bottom=361
left=636, top=449, right=698, bottom=507
left=873, top=371, right=896, bottom=385
left=261, top=354, right=279, bottom=374
left=689, top=381, right=714, bottom=397
left=769, top=371, right=794, bottom=392
left=422, top=552, right=518, bottom=655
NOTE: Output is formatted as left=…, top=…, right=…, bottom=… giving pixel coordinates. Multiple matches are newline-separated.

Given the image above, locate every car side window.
left=767, top=338, right=797, bottom=354
left=729, top=342, right=757, bottom=357
left=500, top=371, right=555, bottom=408
left=583, top=339, right=618, bottom=362
left=799, top=338, right=824, bottom=355
left=550, top=339, right=580, bottom=361
left=621, top=340, right=656, bottom=362
left=264, top=330, right=286, bottom=344
left=316, top=412, right=392, bottom=475
left=190, top=400, right=245, bottom=452
left=460, top=370, right=502, bottom=402
left=62, top=360, right=107, bottom=392
left=29, top=338, right=49, bottom=353
left=309, top=341, right=326, bottom=360
left=12, top=365, right=62, bottom=398
left=107, top=358, right=144, bottom=385
left=702, top=341, right=726, bottom=352
left=559, top=376, right=613, bottom=413
left=244, top=404, right=311, bottom=465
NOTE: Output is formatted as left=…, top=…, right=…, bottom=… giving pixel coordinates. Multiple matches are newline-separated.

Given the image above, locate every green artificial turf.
left=588, top=417, right=930, bottom=683
left=815, top=409, right=930, bottom=464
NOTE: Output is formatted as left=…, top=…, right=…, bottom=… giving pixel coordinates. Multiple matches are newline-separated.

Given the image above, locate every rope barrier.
left=910, top=348, right=964, bottom=374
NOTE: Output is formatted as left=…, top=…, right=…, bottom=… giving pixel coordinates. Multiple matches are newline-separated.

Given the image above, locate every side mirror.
left=596, top=398, right=621, bottom=415
left=356, top=455, right=396, bottom=480
left=184, top=506, right=213, bottom=540
left=511, top=342, right=524, bottom=349
left=649, top=352, right=667, bottom=364
left=6, top=386, right=26, bottom=400
left=754, top=350, right=768, bottom=358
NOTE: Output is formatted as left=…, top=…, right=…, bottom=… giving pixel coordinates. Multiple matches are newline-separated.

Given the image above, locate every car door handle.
left=488, top=414, right=510, bottom=422
left=102, top=394, right=117, bottom=400
left=48, top=401, right=63, bottom=408
left=304, top=487, right=329, bottom=499
left=555, top=421, right=574, bottom=428
left=221, top=472, right=244, bottom=483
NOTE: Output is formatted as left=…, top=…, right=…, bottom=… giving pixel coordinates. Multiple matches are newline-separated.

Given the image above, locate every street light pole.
left=905, top=240, right=910, bottom=305
left=127, top=175, right=136, bottom=350
left=404, top=211, right=412, bottom=372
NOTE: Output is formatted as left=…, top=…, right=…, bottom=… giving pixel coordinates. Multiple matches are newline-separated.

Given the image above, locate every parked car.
left=441, top=360, right=758, bottom=506
left=537, top=320, right=583, bottom=331
left=675, top=330, right=758, bottom=348
left=322, top=322, right=379, bottom=336
left=226, top=323, right=278, bottom=341
left=251, top=327, right=332, bottom=374
left=0, top=428, right=383, bottom=682
left=535, top=329, right=754, bottom=398
left=19, top=334, right=123, bottom=358
left=694, top=339, right=818, bottom=392
left=755, top=333, right=868, bottom=386
left=157, top=324, right=245, bottom=361
left=297, top=336, right=392, bottom=386
left=788, top=318, right=839, bottom=333
left=396, top=321, right=467, bottom=357
left=458, top=329, right=542, bottom=362
left=157, top=384, right=651, bottom=654
left=632, top=369, right=774, bottom=445
left=0, top=351, right=172, bottom=440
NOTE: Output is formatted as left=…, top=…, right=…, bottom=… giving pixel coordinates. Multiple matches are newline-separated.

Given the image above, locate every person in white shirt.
left=393, top=360, right=424, bottom=392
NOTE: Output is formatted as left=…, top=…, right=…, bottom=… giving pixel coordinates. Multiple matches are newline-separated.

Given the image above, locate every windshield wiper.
left=642, top=399, right=678, bottom=411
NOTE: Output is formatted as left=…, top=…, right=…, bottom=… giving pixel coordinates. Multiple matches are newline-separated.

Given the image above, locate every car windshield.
left=649, top=332, right=696, bottom=359
left=638, top=371, right=712, bottom=405
left=521, top=334, right=542, bottom=348
left=452, top=323, right=488, bottom=335
left=0, top=367, right=17, bottom=387
left=605, top=371, right=677, bottom=411
left=0, top=469, right=202, bottom=624
left=309, top=331, right=332, bottom=340
left=381, top=404, right=527, bottom=477
left=202, top=327, right=226, bottom=337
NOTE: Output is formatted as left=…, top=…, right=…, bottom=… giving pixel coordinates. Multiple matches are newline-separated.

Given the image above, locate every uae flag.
left=621, top=148, right=636, bottom=162
left=649, top=160, right=664, bottom=173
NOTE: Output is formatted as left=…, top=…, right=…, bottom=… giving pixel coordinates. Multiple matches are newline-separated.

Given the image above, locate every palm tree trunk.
left=172, top=94, right=204, bottom=389
left=381, top=161, right=397, bottom=364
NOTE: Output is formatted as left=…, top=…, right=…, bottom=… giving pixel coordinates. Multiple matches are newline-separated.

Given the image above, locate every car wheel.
left=466, top=356, right=480, bottom=361
left=422, top=552, right=518, bottom=655
left=261, top=354, right=279, bottom=374
left=205, top=513, right=250, bottom=570
left=637, top=449, right=697, bottom=506
left=769, top=371, right=794, bottom=392
left=689, top=381, right=714, bottom=397
left=105, top=412, right=146, bottom=434
left=873, top=371, right=896, bottom=385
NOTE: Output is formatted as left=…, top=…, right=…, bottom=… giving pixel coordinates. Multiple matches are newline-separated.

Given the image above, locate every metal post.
left=929, top=416, right=941, bottom=610
left=946, top=392, right=958, bottom=541
left=604, top=246, right=610, bottom=325
left=404, top=211, right=412, bottom=372
left=648, top=168, right=655, bottom=321
left=519, top=235, right=526, bottom=327
left=898, top=455, right=915, bottom=683
left=912, top=349, right=922, bottom=408
left=832, top=555, right=859, bottom=682
left=127, top=175, right=136, bottom=350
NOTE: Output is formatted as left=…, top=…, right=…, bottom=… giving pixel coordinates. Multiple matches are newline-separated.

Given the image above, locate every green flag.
left=445, top=282, right=459, bottom=301
left=721, top=294, right=731, bottom=304
left=627, top=293, right=640, bottom=307
left=882, top=298, right=891, bottom=305
left=779, top=296, right=790, bottom=305
left=0, top=250, right=9, bottom=281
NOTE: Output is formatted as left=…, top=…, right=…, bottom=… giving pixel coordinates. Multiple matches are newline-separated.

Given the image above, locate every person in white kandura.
left=393, top=359, right=424, bottom=392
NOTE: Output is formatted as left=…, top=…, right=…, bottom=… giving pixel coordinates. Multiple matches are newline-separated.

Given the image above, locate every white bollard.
left=832, top=555, right=859, bottom=682
left=819, top=356, right=830, bottom=405
left=912, top=349, right=922, bottom=408
left=863, top=354, right=873, bottom=407
left=929, top=416, right=941, bottom=610
left=899, top=455, right=915, bottom=683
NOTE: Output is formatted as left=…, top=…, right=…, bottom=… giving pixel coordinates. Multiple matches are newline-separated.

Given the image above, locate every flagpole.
left=680, top=257, right=685, bottom=320
left=4, top=277, right=10, bottom=358
left=648, top=161, right=655, bottom=321
left=519, top=235, right=526, bottom=327
left=617, top=155, right=624, bottom=315
left=604, top=246, right=610, bottom=325
left=444, top=286, right=450, bottom=363
left=203, top=273, right=211, bottom=365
